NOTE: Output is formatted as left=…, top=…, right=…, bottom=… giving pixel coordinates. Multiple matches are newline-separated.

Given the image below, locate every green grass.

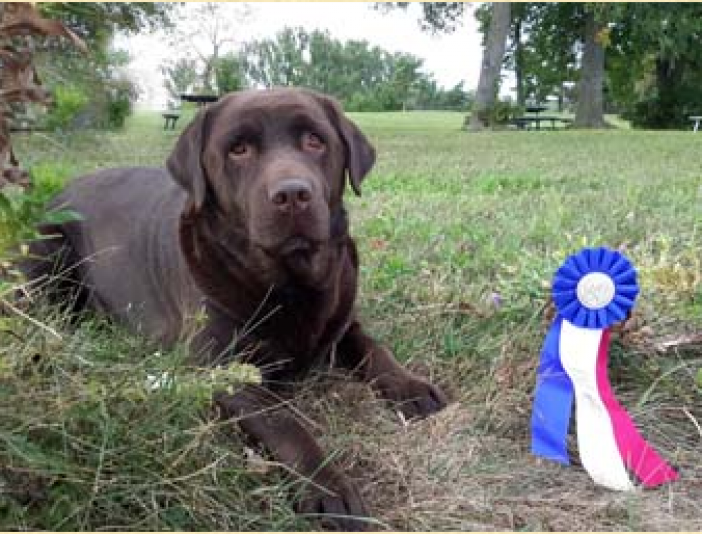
left=4, top=110, right=702, bottom=530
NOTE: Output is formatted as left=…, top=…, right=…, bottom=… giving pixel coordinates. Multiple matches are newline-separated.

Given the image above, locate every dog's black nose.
left=269, top=178, right=313, bottom=213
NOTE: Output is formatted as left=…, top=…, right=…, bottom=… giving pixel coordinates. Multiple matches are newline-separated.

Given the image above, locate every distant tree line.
left=42, top=2, right=701, bottom=130
left=164, top=27, right=473, bottom=113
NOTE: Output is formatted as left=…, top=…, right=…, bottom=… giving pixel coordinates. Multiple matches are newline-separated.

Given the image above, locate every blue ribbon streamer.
left=531, top=316, right=574, bottom=464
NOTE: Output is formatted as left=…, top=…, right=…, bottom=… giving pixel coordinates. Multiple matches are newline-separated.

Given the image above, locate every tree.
left=1, top=2, right=85, bottom=186
left=240, top=27, right=463, bottom=112
left=506, top=3, right=528, bottom=106
left=383, top=2, right=702, bottom=129
left=39, top=3, right=174, bottom=47
left=574, top=8, right=606, bottom=128
left=375, top=2, right=466, bottom=33
left=467, top=2, right=511, bottom=130
left=495, top=3, right=603, bottom=126
left=35, top=3, right=175, bottom=129
left=518, top=2, right=702, bottom=128
left=607, top=2, right=702, bottom=128
left=516, top=4, right=582, bottom=110
left=167, top=2, right=251, bottom=93
left=377, top=2, right=510, bottom=130
left=214, top=53, right=245, bottom=94
left=241, top=27, right=309, bottom=88
left=389, top=54, right=424, bottom=110
left=162, top=58, right=199, bottom=101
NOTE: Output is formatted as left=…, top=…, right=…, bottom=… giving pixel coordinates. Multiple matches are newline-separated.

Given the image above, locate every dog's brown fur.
left=22, top=88, right=447, bottom=530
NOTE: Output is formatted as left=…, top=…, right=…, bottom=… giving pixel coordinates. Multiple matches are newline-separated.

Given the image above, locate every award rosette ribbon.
left=531, top=247, right=679, bottom=490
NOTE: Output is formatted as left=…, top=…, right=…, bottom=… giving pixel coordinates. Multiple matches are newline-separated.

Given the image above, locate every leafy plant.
left=0, top=3, right=86, bottom=187
left=106, top=78, right=137, bottom=128
left=45, top=84, right=88, bottom=131
left=485, top=99, right=523, bottom=125
left=214, top=53, right=245, bottom=94
left=0, top=165, right=80, bottom=294
left=0, top=3, right=86, bottom=296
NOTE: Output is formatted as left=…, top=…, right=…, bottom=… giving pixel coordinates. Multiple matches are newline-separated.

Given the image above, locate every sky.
left=117, top=2, right=486, bottom=109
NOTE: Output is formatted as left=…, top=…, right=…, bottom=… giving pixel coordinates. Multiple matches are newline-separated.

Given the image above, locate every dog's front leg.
left=214, top=385, right=370, bottom=530
left=336, top=320, right=447, bottom=419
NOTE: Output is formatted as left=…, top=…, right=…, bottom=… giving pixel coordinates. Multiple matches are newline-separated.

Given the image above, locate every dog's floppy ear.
left=166, top=107, right=210, bottom=211
left=318, top=94, right=375, bottom=196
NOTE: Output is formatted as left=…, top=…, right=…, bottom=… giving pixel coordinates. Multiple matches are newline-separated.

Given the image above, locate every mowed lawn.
left=3, top=110, right=702, bottom=530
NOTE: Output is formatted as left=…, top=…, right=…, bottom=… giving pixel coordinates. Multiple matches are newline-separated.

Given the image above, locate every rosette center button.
left=576, top=272, right=616, bottom=309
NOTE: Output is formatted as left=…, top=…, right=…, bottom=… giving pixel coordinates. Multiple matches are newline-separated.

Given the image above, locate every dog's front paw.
left=377, top=373, right=448, bottom=419
left=296, top=471, right=371, bottom=531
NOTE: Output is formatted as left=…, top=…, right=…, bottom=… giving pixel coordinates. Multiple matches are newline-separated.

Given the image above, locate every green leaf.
left=41, top=209, right=84, bottom=225
left=0, top=192, right=13, bottom=215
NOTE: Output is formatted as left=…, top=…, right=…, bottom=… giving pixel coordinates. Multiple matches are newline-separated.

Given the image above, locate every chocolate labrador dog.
left=22, top=88, right=446, bottom=529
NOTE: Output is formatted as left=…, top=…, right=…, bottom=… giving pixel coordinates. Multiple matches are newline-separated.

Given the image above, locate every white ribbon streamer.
left=559, top=319, right=634, bottom=491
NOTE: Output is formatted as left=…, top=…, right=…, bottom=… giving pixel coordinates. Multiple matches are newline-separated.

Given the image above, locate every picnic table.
left=161, top=94, right=221, bottom=129
left=179, top=94, right=219, bottom=107
left=511, top=104, right=571, bottom=130
left=162, top=112, right=180, bottom=130
left=512, top=115, right=572, bottom=130
left=525, top=105, right=548, bottom=115
left=690, top=115, right=702, bottom=132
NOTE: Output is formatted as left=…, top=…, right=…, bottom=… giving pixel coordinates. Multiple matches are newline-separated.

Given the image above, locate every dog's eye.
left=229, top=141, right=253, bottom=159
left=302, top=132, right=325, bottom=152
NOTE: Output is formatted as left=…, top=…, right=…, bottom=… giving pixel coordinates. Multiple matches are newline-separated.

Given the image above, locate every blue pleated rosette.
left=551, top=247, right=639, bottom=329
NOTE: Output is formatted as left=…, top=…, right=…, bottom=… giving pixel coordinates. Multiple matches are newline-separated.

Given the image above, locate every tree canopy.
left=382, top=1, right=702, bottom=129
left=607, top=2, right=702, bottom=127
left=239, top=27, right=472, bottom=112
left=165, top=2, right=251, bottom=94
left=39, top=3, right=174, bottom=46
left=32, top=3, right=176, bottom=130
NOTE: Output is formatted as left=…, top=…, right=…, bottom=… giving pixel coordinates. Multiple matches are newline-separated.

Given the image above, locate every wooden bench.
left=162, top=112, right=180, bottom=130
left=690, top=115, right=702, bottom=132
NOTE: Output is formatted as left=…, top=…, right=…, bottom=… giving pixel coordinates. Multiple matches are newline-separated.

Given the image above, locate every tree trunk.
left=557, top=84, right=564, bottom=112
left=513, top=17, right=525, bottom=107
left=574, top=11, right=606, bottom=128
left=204, top=43, right=220, bottom=93
left=652, top=57, right=684, bottom=128
left=465, top=2, right=511, bottom=131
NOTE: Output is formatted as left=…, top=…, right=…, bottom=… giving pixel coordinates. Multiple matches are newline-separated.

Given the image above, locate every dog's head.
left=168, top=88, right=374, bottom=280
